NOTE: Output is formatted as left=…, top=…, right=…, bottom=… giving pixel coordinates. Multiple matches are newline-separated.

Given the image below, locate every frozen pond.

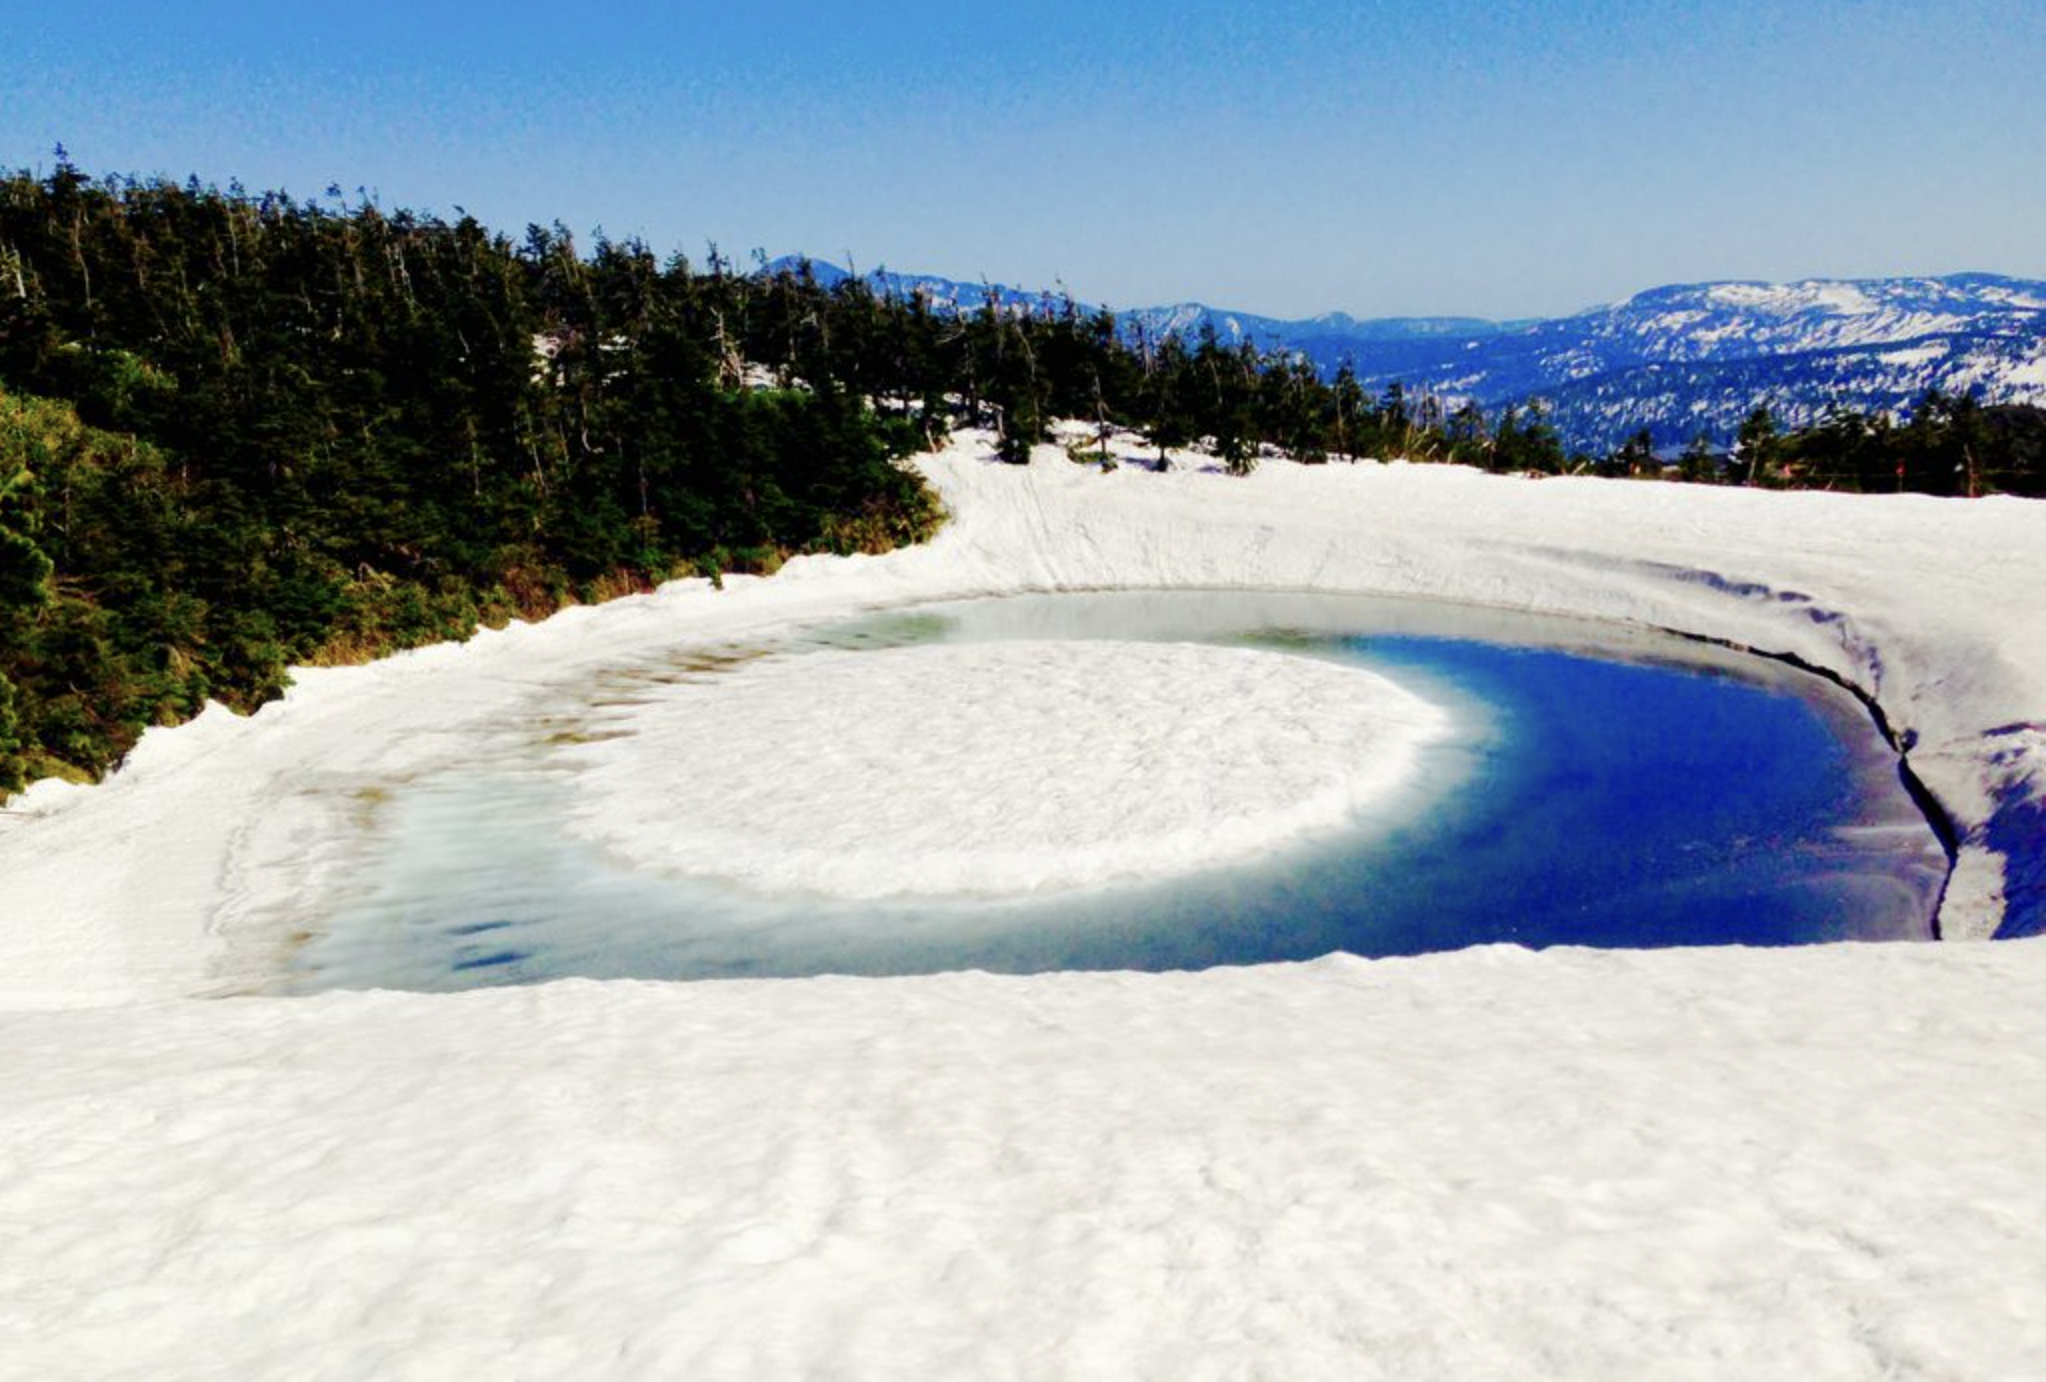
left=271, top=590, right=1950, bottom=993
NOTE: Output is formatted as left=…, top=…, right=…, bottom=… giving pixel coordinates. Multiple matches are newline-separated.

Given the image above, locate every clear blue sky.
left=6, top=1, right=2043, bottom=319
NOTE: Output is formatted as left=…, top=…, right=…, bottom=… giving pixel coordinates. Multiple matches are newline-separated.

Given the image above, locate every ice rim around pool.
left=8, top=436, right=2042, bottom=1011
left=238, top=586, right=1962, bottom=995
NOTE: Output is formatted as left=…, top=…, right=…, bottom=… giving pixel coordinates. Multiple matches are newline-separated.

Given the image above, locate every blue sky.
left=6, top=1, right=2043, bottom=318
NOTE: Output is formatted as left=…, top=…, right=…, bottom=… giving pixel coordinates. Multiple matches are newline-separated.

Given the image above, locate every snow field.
left=3, top=942, right=2043, bottom=1382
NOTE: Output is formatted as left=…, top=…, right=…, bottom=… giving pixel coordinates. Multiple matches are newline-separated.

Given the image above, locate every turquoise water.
left=278, top=591, right=1948, bottom=992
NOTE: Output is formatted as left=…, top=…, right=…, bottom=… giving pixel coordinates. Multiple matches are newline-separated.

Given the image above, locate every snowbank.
left=563, top=640, right=1452, bottom=899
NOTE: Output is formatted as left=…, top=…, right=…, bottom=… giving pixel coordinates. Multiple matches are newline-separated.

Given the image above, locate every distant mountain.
left=762, top=256, right=1511, bottom=349
left=1535, top=329, right=2046, bottom=454
left=765, top=257, right=2046, bottom=452
left=1332, top=274, right=2046, bottom=451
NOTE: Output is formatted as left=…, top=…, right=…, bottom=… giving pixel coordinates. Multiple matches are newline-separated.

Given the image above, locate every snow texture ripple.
left=3, top=946, right=2045, bottom=1382
left=564, top=640, right=1453, bottom=898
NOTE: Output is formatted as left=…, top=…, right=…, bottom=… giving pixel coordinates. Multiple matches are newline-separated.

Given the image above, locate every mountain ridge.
left=763, top=256, right=2046, bottom=451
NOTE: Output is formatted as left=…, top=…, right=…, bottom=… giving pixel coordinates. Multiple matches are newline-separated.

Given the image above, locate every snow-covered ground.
left=3, top=435, right=2045, bottom=1380
left=6, top=944, right=2044, bottom=1382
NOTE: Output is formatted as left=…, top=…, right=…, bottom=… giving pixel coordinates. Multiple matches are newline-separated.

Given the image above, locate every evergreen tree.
left=1377, top=381, right=1412, bottom=457
left=1328, top=361, right=1368, bottom=461
left=1445, top=401, right=1491, bottom=469
left=0, top=414, right=53, bottom=791
left=1603, top=427, right=1656, bottom=479
left=1143, top=335, right=1196, bottom=470
left=1736, top=404, right=1779, bottom=486
left=1678, top=431, right=1720, bottom=484
left=0, top=420, right=52, bottom=610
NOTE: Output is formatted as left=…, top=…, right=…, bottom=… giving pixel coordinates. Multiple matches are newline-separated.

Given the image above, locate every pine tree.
left=1144, top=336, right=1195, bottom=470
left=1678, top=431, right=1719, bottom=483
left=0, top=415, right=53, bottom=792
left=1328, top=361, right=1367, bottom=461
left=1736, top=404, right=1779, bottom=486
left=1610, top=427, right=1656, bottom=479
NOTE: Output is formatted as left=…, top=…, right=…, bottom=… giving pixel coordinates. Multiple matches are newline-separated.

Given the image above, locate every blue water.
left=278, top=591, right=1948, bottom=992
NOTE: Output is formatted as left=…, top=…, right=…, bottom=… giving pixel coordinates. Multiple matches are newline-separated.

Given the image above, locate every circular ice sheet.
left=564, top=639, right=1453, bottom=899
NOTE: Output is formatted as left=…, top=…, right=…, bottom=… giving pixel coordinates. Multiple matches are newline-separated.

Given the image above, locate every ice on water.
left=564, top=639, right=1453, bottom=899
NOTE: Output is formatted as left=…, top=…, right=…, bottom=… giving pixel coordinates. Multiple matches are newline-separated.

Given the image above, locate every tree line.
left=0, top=158, right=946, bottom=791
left=2, top=157, right=2040, bottom=791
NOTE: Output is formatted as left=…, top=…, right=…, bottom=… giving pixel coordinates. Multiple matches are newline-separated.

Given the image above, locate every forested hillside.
left=2, top=158, right=2042, bottom=792
left=0, top=159, right=948, bottom=791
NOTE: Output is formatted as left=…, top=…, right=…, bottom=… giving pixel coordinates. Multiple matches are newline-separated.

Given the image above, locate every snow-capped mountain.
left=1340, top=273, right=2046, bottom=451
left=1535, top=330, right=2046, bottom=454
left=765, top=258, right=2046, bottom=451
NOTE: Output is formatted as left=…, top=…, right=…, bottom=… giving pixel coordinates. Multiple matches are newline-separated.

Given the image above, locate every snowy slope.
left=1461, top=277, right=2046, bottom=449
left=1534, top=331, right=2046, bottom=452
left=2, top=443, right=2045, bottom=1380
